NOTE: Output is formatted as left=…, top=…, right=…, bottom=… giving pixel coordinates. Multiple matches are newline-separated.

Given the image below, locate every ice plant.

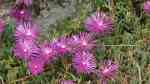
left=16, top=0, right=33, bottom=6
left=144, top=0, right=150, bottom=14
left=72, top=51, right=96, bottom=74
left=0, top=19, right=5, bottom=33
left=13, top=40, right=41, bottom=61
left=60, top=80, right=75, bottom=84
left=53, top=37, right=71, bottom=55
left=40, top=41, right=58, bottom=64
left=98, top=60, right=118, bottom=84
left=84, top=12, right=113, bottom=35
left=14, top=21, right=40, bottom=41
left=27, top=58, right=45, bottom=76
left=69, top=32, right=96, bottom=52
left=10, top=5, right=31, bottom=22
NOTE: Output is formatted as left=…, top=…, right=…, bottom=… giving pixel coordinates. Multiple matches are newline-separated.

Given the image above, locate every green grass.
left=0, top=0, right=150, bottom=84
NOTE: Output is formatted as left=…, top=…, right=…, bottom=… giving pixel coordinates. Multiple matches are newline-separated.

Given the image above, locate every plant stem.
left=104, top=44, right=136, bottom=47
left=135, top=63, right=142, bottom=84
left=10, top=75, right=32, bottom=84
left=0, top=76, right=4, bottom=84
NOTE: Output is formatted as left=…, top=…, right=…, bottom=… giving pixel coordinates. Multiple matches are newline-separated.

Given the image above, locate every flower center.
left=45, top=48, right=52, bottom=54
left=23, top=49, right=27, bottom=52
left=103, top=68, right=109, bottom=74
left=61, top=45, right=66, bottom=48
left=82, top=61, right=89, bottom=66
left=34, top=65, right=38, bottom=69
left=20, top=10, right=25, bottom=15
left=98, top=21, right=103, bottom=27
left=82, top=41, right=87, bottom=46
left=27, top=31, right=32, bottom=36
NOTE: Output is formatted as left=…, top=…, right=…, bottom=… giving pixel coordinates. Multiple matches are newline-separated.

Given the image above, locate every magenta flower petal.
left=72, top=51, right=96, bottom=74
left=27, top=58, right=45, bottom=76
left=53, top=37, right=72, bottom=55
left=10, top=6, right=31, bottom=22
left=98, top=60, right=118, bottom=80
left=40, top=41, right=58, bottom=64
left=60, top=80, right=75, bottom=84
left=14, top=21, right=40, bottom=41
left=69, top=32, right=96, bottom=52
left=16, top=0, right=32, bottom=6
left=84, top=12, right=113, bottom=35
left=0, top=19, right=5, bottom=33
left=144, top=1, right=150, bottom=14
left=13, top=40, right=41, bottom=61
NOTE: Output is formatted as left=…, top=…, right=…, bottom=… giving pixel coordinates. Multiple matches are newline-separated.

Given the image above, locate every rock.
left=36, top=0, right=76, bottom=29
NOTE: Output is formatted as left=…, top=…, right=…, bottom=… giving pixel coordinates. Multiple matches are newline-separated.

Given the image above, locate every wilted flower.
left=13, top=40, right=41, bottom=61
left=84, top=12, right=113, bottom=35
left=60, top=80, right=75, bottom=84
left=27, top=58, right=45, bottom=76
left=14, top=21, right=40, bottom=41
left=69, top=32, right=96, bottom=52
left=144, top=0, right=150, bottom=14
left=16, top=0, right=32, bottom=6
left=0, top=19, right=5, bottom=33
left=98, top=60, right=118, bottom=80
left=53, top=37, right=71, bottom=55
left=10, top=6, right=31, bottom=22
left=72, top=51, right=96, bottom=74
left=40, top=41, right=58, bottom=64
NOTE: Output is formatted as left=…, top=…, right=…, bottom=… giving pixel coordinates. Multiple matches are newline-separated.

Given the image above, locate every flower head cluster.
left=13, top=40, right=41, bottom=61
left=60, top=80, right=75, bottom=84
left=72, top=51, right=96, bottom=74
left=69, top=32, right=96, bottom=52
left=13, top=20, right=43, bottom=75
left=27, top=58, right=45, bottom=76
left=14, top=21, right=40, bottom=41
left=40, top=41, right=58, bottom=64
left=13, top=21, right=43, bottom=75
left=10, top=6, right=31, bottom=22
left=84, top=12, right=113, bottom=35
left=10, top=0, right=32, bottom=22
left=144, top=0, right=150, bottom=14
left=0, top=19, right=5, bottom=33
left=53, top=37, right=72, bottom=55
left=11, top=0, right=44, bottom=76
left=10, top=0, right=119, bottom=79
left=98, top=60, right=118, bottom=80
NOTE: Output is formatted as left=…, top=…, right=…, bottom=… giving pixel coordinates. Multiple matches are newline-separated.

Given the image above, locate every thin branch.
left=0, top=76, right=4, bottom=84
left=103, top=44, right=137, bottom=47
left=10, top=66, right=52, bottom=84
left=135, top=63, right=142, bottom=84
left=128, top=50, right=142, bottom=84
left=10, top=75, right=32, bottom=84
left=111, top=0, right=116, bottom=22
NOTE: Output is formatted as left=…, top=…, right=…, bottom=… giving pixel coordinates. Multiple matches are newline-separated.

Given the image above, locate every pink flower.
left=98, top=60, right=118, bottom=80
left=13, top=40, right=41, bottom=61
left=72, top=51, right=96, bottom=74
left=60, top=80, right=75, bottom=84
left=144, top=0, right=150, bottom=14
left=53, top=37, right=72, bottom=55
left=10, top=6, right=31, bottom=22
left=27, top=58, right=45, bottom=76
left=0, top=19, right=5, bottom=33
left=69, top=32, right=96, bottom=52
left=14, top=21, right=40, bottom=41
left=40, top=41, right=58, bottom=64
left=16, top=0, right=32, bottom=6
left=84, top=12, right=113, bottom=35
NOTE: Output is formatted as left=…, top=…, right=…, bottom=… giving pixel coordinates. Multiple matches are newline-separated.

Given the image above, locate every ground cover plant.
left=0, top=0, right=150, bottom=84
